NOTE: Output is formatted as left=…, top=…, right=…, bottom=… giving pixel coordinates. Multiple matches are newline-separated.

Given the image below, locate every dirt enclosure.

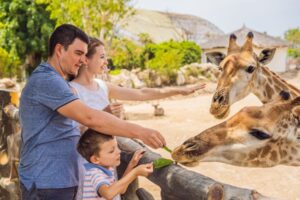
left=123, top=71, right=300, bottom=200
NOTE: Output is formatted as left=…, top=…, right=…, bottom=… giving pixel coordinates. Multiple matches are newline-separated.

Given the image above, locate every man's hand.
left=137, top=128, right=166, bottom=149
left=103, top=102, right=124, bottom=118
left=179, top=83, right=206, bottom=96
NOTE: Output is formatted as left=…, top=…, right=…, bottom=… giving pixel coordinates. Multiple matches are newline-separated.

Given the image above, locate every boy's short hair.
left=77, top=129, right=114, bottom=162
left=48, top=24, right=89, bottom=57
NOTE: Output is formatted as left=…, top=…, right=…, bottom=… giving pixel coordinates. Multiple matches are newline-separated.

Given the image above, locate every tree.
left=0, top=47, right=20, bottom=78
left=284, top=28, right=300, bottom=58
left=284, top=28, right=300, bottom=47
left=0, top=0, right=55, bottom=78
left=38, top=0, right=135, bottom=45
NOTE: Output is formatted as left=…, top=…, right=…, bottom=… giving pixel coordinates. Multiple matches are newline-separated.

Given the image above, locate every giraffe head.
left=172, top=96, right=300, bottom=167
left=208, top=32, right=276, bottom=119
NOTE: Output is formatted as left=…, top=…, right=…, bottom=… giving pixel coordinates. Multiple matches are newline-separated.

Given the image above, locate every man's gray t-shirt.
left=19, top=62, right=80, bottom=190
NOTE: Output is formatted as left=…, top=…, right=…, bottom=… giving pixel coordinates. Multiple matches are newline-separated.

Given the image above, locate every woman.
left=70, top=37, right=206, bottom=119
left=70, top=37, right=205, bottom=200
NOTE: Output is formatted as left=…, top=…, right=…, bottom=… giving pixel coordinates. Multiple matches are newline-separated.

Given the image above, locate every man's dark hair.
left=77, top=129, right=114, bottom=162
left=48, top=24, right=89, bottom=57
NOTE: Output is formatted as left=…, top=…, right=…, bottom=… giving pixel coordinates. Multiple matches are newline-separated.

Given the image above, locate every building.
left=200, top=26, right=290, bottom=72
left=118, top=9, right=224, bottom=44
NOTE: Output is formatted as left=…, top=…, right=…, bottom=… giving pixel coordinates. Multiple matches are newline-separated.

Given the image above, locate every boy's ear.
left=90, top=155, right=100, bottom=164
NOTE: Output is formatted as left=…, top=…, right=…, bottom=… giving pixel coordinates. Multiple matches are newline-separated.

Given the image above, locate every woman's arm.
left=106, top=82, right=205, bottom=101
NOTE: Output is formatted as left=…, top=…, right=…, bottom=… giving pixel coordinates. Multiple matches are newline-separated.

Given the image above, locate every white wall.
left=255, top=47, right=287, bottom=72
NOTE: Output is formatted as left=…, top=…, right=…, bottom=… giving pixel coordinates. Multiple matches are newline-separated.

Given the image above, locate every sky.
left=134, top=0, right=300, bottom=38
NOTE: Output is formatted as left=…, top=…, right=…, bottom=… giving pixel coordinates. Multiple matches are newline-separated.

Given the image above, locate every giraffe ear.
left=292, top=106, right=300, bottom=118
left=206, top=52, right=226, bottom=66
left=291, top=97, right=300, bottom=117
left=258, top=48, right=276, bottom=65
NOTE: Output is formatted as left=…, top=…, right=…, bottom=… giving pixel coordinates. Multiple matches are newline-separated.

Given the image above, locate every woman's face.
left=87, top=45, right=108, bottom=75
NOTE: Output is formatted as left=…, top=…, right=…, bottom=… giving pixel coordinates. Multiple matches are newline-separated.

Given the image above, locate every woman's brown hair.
left=86, top=37, right=105, bottom=58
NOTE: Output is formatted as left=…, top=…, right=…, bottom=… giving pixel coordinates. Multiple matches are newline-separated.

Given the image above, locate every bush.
left=141, top=40, right=201, bottom=84
left=109, top=38, right=143, bottom=70
left=0, top=48, right=20, bottom=78
left=288, top=48, right=300, bottom=58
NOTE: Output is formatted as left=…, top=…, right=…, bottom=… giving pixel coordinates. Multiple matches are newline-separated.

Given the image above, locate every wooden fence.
left=0, top=89, right=273, bottom=200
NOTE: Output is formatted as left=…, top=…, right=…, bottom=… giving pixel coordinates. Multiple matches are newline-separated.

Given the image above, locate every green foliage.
left=285, top=28, right=300, bottom=58
left=284, top=28, right=300, bottom=47
left=37, top=0, right=135, bottom=42
left=141, top=40, right=201, bottom=83
left=153, top=158, right=173, bottom=169
left=0, top=0, right=55, bottom=75
left=109, top=38, right=143, bottom=70
left=288, top=48, right=300, bottom=58
left=0, top=47, right=20, bottom=78
left=138, top=33, right=153, bottom=45
left=109, top=69, right=121, bottom=75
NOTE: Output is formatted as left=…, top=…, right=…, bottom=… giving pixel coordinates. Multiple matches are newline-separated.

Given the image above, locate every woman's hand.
left=178, top=83, right=206, bottom=96
left=103, top=102, right=124, bottom=118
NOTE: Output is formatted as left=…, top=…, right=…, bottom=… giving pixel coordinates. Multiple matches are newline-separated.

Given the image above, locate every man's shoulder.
left=32, top=63, right=59, bottom=79
left=28, top=64, right=66, bottom=88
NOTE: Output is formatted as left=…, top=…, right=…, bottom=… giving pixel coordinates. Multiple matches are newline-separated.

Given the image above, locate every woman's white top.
left=69, top=79, right=110, bottom=110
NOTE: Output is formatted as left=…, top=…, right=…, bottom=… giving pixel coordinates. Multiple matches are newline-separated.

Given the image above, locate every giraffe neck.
left=237, top=141, right=300, bottom=167
left=251, top=66, right=300, bottom=103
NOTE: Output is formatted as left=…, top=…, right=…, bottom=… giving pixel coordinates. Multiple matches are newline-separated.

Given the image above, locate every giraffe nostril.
left=218, top=96, right=224, bottom=104
left=213, top=95, right=219, bottom=102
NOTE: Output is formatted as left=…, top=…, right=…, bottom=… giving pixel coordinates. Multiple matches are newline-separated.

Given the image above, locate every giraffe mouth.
left=179, top=161, right=200, bottom=167
left=212, top=106, right=230, bottom=119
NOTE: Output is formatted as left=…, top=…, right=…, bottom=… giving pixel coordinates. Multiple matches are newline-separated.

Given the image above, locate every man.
left=19, top=24, right=165, bottom=200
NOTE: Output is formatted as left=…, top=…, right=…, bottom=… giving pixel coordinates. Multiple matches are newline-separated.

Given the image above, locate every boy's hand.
left=129, top=149, right=146, bottom=167
left=134, top=163, right=153, bottom=177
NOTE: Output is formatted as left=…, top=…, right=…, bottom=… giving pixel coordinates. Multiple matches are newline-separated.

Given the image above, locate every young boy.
left=77, top=129, right=153, bottom=200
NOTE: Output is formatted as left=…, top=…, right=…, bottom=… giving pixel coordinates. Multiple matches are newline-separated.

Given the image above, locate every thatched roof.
left=200, top=26, right=289, bottom=50
left=119, top=9, right=224, bottom=44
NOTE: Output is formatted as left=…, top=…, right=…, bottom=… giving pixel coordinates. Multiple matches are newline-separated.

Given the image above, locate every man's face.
left=59, top=38, right=88, bottom=76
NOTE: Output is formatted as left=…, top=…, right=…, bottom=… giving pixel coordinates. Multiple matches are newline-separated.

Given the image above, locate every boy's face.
left=92, top=138, right=121, bottom=168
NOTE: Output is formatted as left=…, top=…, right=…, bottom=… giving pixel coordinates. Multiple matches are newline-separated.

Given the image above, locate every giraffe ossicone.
left=208, top=32, right=300, bottom=119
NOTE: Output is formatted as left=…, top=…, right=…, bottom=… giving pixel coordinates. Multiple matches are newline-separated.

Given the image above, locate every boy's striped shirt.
left=82, top=163, right=121, bottom=200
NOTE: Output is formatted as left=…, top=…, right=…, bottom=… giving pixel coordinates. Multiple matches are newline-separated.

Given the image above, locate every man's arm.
left=107, top=83, right=206, bottom=101
left=57, top=99, right=165, bottom=149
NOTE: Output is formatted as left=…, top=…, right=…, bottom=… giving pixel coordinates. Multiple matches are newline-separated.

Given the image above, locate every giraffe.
left=208, top=32, right=300, bottom=119
left=172, top=95, right=300, bottom=167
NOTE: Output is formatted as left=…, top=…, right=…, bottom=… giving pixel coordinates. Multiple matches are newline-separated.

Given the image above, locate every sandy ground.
left=122, top=72, right=300, bottom=200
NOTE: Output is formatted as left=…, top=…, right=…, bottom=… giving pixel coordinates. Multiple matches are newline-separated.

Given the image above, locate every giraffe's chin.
left=178, top=160, right=200, bottom=167
left=214, top=108, right=230, bottom=119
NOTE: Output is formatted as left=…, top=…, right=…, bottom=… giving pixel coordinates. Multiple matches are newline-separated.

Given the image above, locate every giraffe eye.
left=249, top=129, right=271, bottom=140
left=183, top=141, right=198, bottom=151
left=245, top=65, right=255, bottom=73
